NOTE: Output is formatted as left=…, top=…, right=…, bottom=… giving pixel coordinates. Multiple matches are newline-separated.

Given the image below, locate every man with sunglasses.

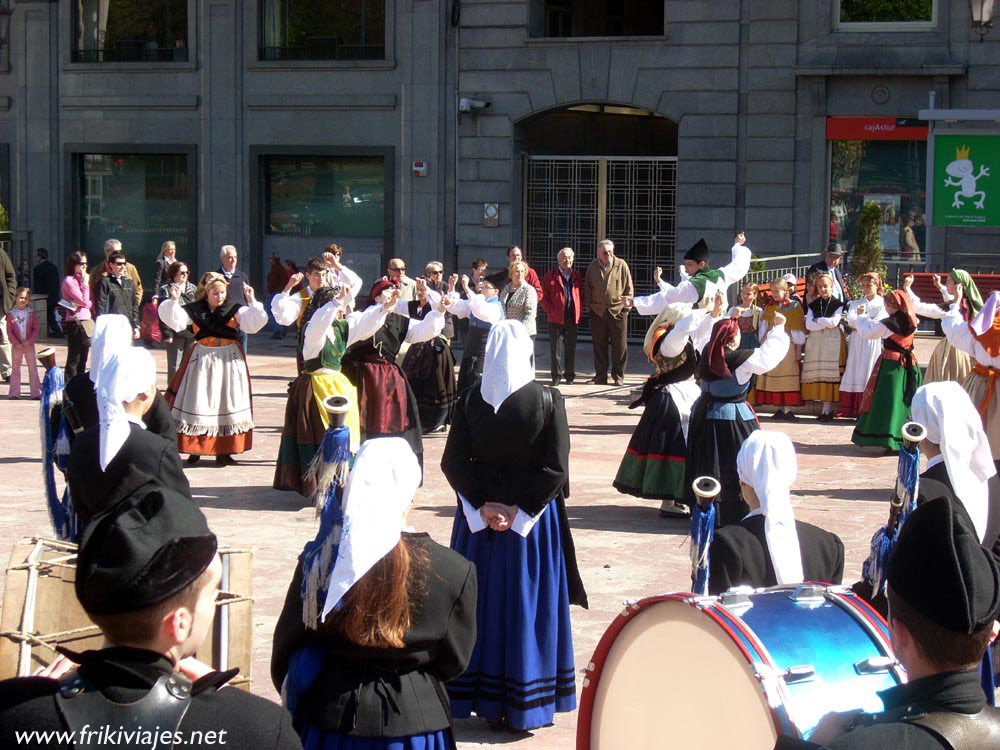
left=386, top=258, right=417, bottom=302
left=95, top=250, right=140, bottom=338
left=88, top=238, right=143, bottom=310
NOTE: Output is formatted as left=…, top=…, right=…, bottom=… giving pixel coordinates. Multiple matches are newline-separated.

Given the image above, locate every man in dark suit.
left=32, top=248, right=63, bottom=337
left=707, top=431, right=844, bottom=595
left=218, top=244, right=252, bottom=351
left=67, top=346, right=189, bottom=527
left=806, top=242, right=848, bottom=304
left=0, top=479, right=303, bottom=750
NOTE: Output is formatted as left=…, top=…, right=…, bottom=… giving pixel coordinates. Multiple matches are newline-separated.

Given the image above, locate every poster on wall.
left=933, top=134, right=999, bottom=227
left=863, top=193, right=902, bottom=252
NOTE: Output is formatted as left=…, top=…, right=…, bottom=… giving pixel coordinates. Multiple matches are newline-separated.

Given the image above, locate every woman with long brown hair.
left=272, top=437, right=476, bottom=750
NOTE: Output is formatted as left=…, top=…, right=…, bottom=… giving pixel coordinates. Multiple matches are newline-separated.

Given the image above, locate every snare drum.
left=577, top=584, right=904, bottom=748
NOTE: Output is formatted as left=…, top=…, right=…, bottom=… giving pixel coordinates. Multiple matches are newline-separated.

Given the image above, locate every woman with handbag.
left=61, top=251, right=93, bottom=379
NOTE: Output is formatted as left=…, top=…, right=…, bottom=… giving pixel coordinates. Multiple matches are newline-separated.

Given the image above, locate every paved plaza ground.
left=0, top=332, right=940, bottom=749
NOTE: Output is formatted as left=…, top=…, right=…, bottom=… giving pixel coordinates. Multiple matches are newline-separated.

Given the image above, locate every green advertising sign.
left=933, top=134, right=1000, bottom=227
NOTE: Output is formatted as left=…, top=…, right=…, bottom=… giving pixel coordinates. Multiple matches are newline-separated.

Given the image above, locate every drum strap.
left=55, top=670, right=193, bottom=750
left=904, top=707, right=1000, bottom=749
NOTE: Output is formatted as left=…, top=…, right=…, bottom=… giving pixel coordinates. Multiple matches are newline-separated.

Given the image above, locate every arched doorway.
left=516, top=104, right=678, bottom=340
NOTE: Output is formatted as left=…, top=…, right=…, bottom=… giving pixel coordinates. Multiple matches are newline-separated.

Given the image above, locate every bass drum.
left=577, top=584, right=904, bottom=748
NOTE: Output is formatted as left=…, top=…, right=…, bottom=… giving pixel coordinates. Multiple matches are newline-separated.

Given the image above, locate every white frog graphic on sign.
left=944, top=145, right=989, bottom=209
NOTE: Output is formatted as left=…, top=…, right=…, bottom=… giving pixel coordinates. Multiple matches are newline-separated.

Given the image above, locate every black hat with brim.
left=826, top=242, right=845, bottom=256
left=684, top=238, right=710, bottom=264
left=75, top=483, right=218, bottom=616
left=887, top=497, right=1000, bottom=634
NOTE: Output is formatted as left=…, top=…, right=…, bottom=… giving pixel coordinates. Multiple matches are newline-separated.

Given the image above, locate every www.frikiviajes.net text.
left=15, top=725, right=228, bottom=747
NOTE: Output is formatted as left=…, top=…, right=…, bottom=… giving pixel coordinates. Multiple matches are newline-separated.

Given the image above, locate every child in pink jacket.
left=6, top=287, right=40, bottom=399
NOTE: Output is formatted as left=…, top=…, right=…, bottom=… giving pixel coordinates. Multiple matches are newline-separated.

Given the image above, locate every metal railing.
left=258, top=44, right=385, bottom=61
left=72, top=46, right=190, bottom=64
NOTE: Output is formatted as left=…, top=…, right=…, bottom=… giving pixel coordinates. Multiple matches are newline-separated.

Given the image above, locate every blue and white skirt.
left=301, top=727, right=452, bottom=750
left=447, top=500, right=577, bottom=730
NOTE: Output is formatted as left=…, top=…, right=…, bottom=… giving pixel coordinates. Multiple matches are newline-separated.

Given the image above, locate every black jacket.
left=271, top=534, right=476, bottom=738
left=919, top=459, right=1000, bottom=564
left=217, top=267, right=251, bottom=307
left=0, top=647, right=302, bottom=750
left=32, top=260, right=61, bottom=300
left=67, top=421, right=190, bottom=527
left=441, top=381, right=588, bottom=607
left=775, top=669, right=994, bottom=749
left=708, top=513, right=845, bottom=595
left=96, top=274, right=139, bottom=328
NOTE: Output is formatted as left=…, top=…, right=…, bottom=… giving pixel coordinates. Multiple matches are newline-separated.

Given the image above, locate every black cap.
left=888, top=498, right=1000, bottom=634
left=684, top=239, right=710, bottom=264
left=826, top=242, right=845, bottom=256
left=75, top=484, right=218, bottom=615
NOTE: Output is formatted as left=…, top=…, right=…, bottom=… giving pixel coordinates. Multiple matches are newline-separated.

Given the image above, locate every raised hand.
left=902, top=275, right=914, bottom=292
left=168, top=282, right=181, bottom=301
left=285, top=272, right=304, bottom=293
left=735, top=231, right=746, bottom=246
left=244, top=283, right=256, bottom=304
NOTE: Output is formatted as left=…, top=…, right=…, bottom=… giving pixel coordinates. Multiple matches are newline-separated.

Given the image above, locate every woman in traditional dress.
left=755, top=278, right=806, bottom=420
left=452, top=275, right=505, bottom=393
left=707, top=430, right=844, bottom=595
left=442, top=320, right=587, bottom=731
left=159, top=271, right=267, bottom=465
left=801, top=273, right=846, bottom=422
left=341, top=279, right=447, bottom=468
left=729, top=282, right=762, bottom=350
left=272, top=438, right=478, bottom=750
left=402, top=264, right=459, bottom=434
left=683, top=312, right=790, bottom=526
left=942, top=289, right=1000, bottom=470
left=273, top=284, right=400, bottom=496
left=839, top=272, right=887, bottom=419
left=903, top=270, right=982, bottom=384
left=851, top=290, right=922, bottom=452
left=613, top=303, right=701, bottom=518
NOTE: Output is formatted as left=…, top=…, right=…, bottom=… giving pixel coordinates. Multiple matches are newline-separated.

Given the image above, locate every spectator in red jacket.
left=541, top=247, right=583, bottom=386
left=266, top=253, right=290, bottom=337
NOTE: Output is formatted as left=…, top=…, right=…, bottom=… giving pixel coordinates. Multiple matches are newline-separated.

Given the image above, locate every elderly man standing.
left=806, top=242, right=847, bottom=304
left=541, top=247, right=583, bottom=385
left=585, top=239, right=634, bottom=386
left=386, top=257, right=418, bottom=301
left=89, top=239, right=143, bottom=310
left=218, top=244, right=253, bottom=351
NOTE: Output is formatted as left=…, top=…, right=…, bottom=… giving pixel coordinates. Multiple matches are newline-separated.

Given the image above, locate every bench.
left=903, top=271, right=1000, bottom=307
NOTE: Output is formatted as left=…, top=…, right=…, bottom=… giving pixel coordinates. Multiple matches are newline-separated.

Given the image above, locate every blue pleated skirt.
left=301, top=727, right=452, bottom=750
left=447, top=500, right=577, bottom=730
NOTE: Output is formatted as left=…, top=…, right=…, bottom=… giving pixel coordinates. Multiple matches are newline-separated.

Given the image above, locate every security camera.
left=459, top=97, right=491, bottom=113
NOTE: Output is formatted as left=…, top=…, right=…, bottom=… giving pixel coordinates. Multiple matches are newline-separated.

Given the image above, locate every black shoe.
left=215, top=454, right=237, bottom=466
left=564, top=376, right=575, bottom=385
left=550, top=377, right=561, bottom=386
left=186, top=454, right=201, bottom=466
left=487, top=718, right=508, bottom=732
left=771, top=411, right=787, bottom=421
left=785, top=411, right=799, bottom=421
left=817, top=413, right=834, bottom=423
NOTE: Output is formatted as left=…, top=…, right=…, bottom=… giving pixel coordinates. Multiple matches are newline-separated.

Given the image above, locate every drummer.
left=707, top=430, right=844, bottom=595
left=776, top=498, right=1000, bottom=749
left=0, top=480, right=302, bottom=749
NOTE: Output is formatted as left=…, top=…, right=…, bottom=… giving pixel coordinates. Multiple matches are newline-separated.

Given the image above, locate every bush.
left=847, top=200, right=888, bottom=298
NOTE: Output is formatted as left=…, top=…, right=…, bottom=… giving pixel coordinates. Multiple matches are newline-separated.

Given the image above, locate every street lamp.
left=971, top=0, right=996, bottom=41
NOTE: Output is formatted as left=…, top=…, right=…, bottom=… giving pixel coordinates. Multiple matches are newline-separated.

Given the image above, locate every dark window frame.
left=256, top=0, right=388, bottom=63
left=69, top=0, right=194, bottom=65
left=249, top=145, right=395, bottom=278
left=64, top=144, right=198, bottom=288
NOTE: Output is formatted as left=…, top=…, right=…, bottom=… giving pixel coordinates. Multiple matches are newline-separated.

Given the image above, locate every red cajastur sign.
left=826, top=117, right=928, bottom=141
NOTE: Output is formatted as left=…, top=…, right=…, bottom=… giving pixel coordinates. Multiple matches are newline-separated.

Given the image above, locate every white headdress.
left=480, top=319, right=535, bottom=413
left=97, top=347, right=156, bottom=470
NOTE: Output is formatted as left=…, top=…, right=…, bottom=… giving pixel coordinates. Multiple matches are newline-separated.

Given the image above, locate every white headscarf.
left=480, top=319, right=535, bottom=413
left=910, top=382, right=995, bottom=542
left=320, top=437, right=421, bottom=621
left=736, top=430, right=804, bottom=584
left=97, top=347, right=156, bottom=470
left=88, top=315, right=133, bottom=390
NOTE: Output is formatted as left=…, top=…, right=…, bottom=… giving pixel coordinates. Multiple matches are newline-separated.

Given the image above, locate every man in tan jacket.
left=584, top=239, right=633, bottom=386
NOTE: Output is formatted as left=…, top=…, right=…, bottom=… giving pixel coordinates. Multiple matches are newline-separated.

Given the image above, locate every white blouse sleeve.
left=720, top=242, right=752, bottom=286
left=344, top=303, right=391, bottom=349
left=458, top=494, right=487, bottom=533
left=403, top=309, right=445, bottom=343
left=941, top=306, right=976, bottom=356
left=338, top=265, right=363, bottom=304
left=804, top=309, right=823, bottom=332
left=658, top=313, right=700, bottom=359
left=270, top=291, right=303, bottom=326
left=789, top=329, right=806, bottom=346
left=157, top=299, right=192, bottom=331
left=633, top=283, right=699, bottom=315
left=468, top=294, right=503, bottom=324
left=734, top=325, right=790, bottom=384
left=906, top=289, right=947, bottom=319
left=236, top=301, right=268, bottom=334
left=510, top=504, right=548, bottom=537
left=693, top=309, right=723, bottom=353
left=302, top=301, right=342, bottom=361
left=854, top=315, right=892, bottom=341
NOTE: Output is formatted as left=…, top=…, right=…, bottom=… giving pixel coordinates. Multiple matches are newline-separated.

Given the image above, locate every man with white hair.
left=88, top=238, right=143, bottom=309
left=218, top=244, right=253, bottom=351
left=584, top=239, right=633, bottom=386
